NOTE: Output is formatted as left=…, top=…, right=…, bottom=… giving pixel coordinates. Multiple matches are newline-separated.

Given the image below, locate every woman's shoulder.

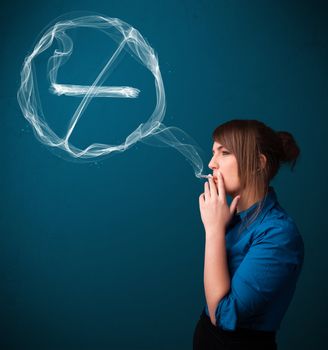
left=253, top=204, right=304, bottom=261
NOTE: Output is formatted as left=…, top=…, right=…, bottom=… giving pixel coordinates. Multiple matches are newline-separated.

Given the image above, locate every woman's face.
left=208, top=141, right=241, bottom=197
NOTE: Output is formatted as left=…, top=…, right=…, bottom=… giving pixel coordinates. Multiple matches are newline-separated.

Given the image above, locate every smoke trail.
left=17, top=14, right=207, bottom=178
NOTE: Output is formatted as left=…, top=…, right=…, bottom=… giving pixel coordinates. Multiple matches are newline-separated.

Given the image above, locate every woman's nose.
left=208, top=158, right=217, bottom=170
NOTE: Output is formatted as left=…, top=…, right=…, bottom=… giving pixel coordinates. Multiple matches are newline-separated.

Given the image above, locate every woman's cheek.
left=225, top=179, right=239, bottom=194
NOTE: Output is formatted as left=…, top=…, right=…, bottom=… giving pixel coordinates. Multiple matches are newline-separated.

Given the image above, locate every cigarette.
left=199, top=174, right=213, bottom=179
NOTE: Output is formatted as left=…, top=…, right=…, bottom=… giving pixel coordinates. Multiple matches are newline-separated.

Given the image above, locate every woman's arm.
left=199, top=173, right=240, bottom=326
left=204, top=230, right=231, bottom=325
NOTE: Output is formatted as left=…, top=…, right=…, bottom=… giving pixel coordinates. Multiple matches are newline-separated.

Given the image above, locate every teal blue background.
left=1, top=1, right=327, bottom=349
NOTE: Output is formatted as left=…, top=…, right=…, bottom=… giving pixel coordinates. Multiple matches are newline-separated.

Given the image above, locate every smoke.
left=17, top=14, right=207, bottom=178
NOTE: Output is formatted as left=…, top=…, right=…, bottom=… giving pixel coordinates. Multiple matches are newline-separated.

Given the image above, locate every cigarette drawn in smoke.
left=17, top=14, right=206, bottom=178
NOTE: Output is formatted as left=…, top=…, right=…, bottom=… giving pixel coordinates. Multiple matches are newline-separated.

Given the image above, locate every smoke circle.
left=17, top=14, right=166, bottom=161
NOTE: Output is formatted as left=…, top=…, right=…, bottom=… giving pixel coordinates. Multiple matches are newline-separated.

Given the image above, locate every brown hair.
left=212, top=119, right=300, bottom=235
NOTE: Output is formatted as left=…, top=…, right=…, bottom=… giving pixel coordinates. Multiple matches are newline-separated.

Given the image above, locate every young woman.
left=193, top=119, right=304, bottom=350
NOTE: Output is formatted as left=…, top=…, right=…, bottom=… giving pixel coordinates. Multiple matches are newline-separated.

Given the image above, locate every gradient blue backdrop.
left=1, top=1, right=327, bottom=349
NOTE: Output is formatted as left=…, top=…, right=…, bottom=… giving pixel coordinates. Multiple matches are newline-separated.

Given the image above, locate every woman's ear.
left=259, top=153, right=267, bottom=170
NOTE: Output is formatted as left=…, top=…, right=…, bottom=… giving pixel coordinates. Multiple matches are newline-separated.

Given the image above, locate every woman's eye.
left=212, top=151, right=230, bottom=157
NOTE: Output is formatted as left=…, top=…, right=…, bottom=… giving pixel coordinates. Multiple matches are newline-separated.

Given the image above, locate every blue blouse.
left=204, top=186, right=304, bottom=331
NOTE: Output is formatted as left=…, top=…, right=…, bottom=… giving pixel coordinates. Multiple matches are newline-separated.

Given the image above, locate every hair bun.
left=276, top=131, right=300, bottom=170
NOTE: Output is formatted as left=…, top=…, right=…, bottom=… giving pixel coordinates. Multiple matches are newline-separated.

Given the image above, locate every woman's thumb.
left=230, top=195, right=241, bottom=215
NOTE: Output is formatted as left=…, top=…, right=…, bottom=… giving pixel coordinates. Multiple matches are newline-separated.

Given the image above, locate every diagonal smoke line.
left=63, top=37, right=129, bottom=145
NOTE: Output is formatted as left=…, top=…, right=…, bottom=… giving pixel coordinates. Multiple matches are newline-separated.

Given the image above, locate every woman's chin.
left=227, top=190, right=239, bottom=197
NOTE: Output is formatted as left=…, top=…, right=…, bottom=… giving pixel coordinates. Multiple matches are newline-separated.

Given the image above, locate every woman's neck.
left=236, top=187, right=268, bottom=213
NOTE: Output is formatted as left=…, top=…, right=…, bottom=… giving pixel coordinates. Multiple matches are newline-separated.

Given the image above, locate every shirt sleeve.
left=215, top=222, right=304, bottom=330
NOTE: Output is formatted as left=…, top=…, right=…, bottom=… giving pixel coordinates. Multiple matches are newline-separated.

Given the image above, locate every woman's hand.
left=199, top=172, right=241, bottom=235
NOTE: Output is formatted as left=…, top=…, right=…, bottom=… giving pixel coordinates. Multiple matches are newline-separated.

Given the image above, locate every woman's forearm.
left=204, top=229, right=231, bottom=326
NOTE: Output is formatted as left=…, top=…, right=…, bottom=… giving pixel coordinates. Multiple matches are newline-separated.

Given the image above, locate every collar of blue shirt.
left=231, top=186, right=278, bottom=227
